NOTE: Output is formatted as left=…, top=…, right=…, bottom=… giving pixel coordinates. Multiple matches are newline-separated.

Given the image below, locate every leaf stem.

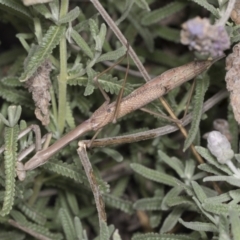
left=58, top=0, right=69, bottom=135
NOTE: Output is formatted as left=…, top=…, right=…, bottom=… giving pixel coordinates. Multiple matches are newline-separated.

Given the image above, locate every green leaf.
left=103, top=194, right=133, bottom=214
left=198, top=163, right=226, bottom=176
left=158, top=151, right=184, bottom=178
left=96, top=46, right=126, bottom=63
left=0, top=83, right=33, bottom=109
left=167, top=196, right=195, bottom=208
left=99, top=220, right=110, bottom=240
left=66, top=192, right=79, bottom=215
left=191, top=0, right=219, bottom=17
left=0, top=125, right=19, bottom=216
left=141, top=2, right=187, bottom=26
left=100, top=148, right=123, bottom=162
left=128, top=14, right=154, bottom=52
left=59, top=208, right=76, bottom=240
left=132, top=233, right=194, bottom=240
left=43, top=161, right=85, bottom=183
left=0, top=0, right=31, bottom=20
left=161, top=186, right=184, bottom=210
left=84, top=66, right=95, bottom=96
left=66, top=101, right=76, bottom=129
left=88, top=18, right=99, bottom=40
left=219, top=214, right=230, bottom=239
left=160, top=207, right=185, bottom=233
left=1, top=77, right=23, bottom=87
left=184, top=75, right=209, bottom=151
left=195, top=146, right=232, bottom=175
left=230, top=210, right=240, bottom=240
left=20, top=25, right=65, bottom=81
left=155, top=26, right=180, bottom=43
left=135, top=0, right=150, bottom=11
left=58, top=7, right=80, bottom=24
left=17, top=203, right=46, bottom=225
left=32, top=4, right=52, bottom=19
left=203, top=203, right=240, bottom=216
left=131, top=163, right=181, bottom=187
left=178, top=219, right=218, bottom=232
left=191, top=181, right=207, bottom=203
left=204, top=192, right=231, bottom=204
left=134, top=197, right=162, bottom=210
left=203, top=176, right=240, bottom=187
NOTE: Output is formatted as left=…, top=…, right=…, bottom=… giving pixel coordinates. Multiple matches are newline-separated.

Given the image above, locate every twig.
left=77, top=142, right=107, bottom=223
left=8, top=219, right=51, bottom=240
left=82, top=90, right=228, bottom=147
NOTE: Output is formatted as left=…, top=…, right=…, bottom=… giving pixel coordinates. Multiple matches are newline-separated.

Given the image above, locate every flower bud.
left=207, top=131, right=234, bottom=164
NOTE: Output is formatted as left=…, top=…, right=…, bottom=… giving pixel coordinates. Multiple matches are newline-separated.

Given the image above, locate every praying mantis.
left=22, top=57, right=221, bottom=173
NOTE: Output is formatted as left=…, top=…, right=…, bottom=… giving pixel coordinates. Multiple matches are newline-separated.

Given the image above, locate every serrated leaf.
left=58, top=6, right=80, bottom=24
left=59, top=208, right=76, bottom=240
left=134, top=197, right=162, bottom=210
left=0, top=83, right=33, bottom=109
left=88, top=18, right=99, bottom=40
left=179, top=218, right=218, bottom=232
left=132, top=233, right=194, bottom=240
left=131, top=163, right=181, bottom=187
left=66, top=101, right=76, bottom=129
left=184, top=75, right=209, bottom=151
left=1, top=77, right=23, bottom=87
left=20, top=25, right=65, bottom=81
left=141, top=2, right=187, bottom=26
left=0, top=0, right=31, bottom=20
left=99, top=220, right=110, bottom=240
left=0, top=126, right=19, bottom=216
left=84, top=66, right=95, bottom=96
left=43, top=161, right=85, bottom=183
left=17, top=203, right=46, bottom=225
left=191, top=0, right=219, bottom=17
left=103, top=194, right=133, bottom=214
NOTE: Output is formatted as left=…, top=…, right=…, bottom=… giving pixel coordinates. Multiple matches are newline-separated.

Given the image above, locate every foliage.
left=0, top=0, right=237, bottom=239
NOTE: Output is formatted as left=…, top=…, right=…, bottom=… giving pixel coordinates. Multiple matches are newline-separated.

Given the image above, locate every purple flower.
left=181, top=17, right=230, bottom=58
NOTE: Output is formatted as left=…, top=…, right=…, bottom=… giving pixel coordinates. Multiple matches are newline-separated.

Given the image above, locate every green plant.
left=0, top=0, right=239, bottom=239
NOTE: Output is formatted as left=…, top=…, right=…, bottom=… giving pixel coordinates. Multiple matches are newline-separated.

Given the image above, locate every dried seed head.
left=180, top=17, right=230, bottom=58
left=225, top=43, right=240, bottom=124
left=231, top=0, right=240, bottom=24
left=207, top=131, right=234, bottom=164
left=25, top=60, right=52, bottom=126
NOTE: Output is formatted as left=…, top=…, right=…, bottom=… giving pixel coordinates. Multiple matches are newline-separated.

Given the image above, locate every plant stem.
left=57, top=0, right=69, bottom=135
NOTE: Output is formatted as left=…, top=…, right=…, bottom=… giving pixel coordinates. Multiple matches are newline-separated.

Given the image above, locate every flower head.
left=181, top=17, right=230, bottom=58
